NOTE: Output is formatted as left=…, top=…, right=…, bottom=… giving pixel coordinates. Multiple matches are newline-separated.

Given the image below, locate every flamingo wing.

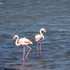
left=18, top=37, right=33, bottom=45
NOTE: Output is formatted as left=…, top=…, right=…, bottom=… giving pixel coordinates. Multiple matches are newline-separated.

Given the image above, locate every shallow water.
left=0, top=0, right=70, bottom=70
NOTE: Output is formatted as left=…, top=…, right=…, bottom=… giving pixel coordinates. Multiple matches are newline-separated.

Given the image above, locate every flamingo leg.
left=37, top=43, right=39, bottom=56
left=23, top=46, right=25, bottom=61
left=25, top=45, right=32, bottom=59
left=39, top=42, right=42, bottom=55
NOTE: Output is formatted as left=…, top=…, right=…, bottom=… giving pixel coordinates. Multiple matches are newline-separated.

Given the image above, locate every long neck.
left=40, top=30, right=44, bottom=39
left=15, top=36, right=20, bottom=46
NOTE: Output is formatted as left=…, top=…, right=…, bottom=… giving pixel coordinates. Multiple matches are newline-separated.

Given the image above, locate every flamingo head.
left=41, top=28, right=46, bottom=33
left=13, top=35, right=18, bottom=40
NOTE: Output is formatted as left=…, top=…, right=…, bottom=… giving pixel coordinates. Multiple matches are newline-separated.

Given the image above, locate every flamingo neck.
left=40, top=29, right=44, bottom=39
left=15, top=36, right=20, bottom=46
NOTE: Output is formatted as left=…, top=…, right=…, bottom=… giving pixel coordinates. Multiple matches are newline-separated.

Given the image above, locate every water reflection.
left=16, top=58, right=48, bottom=70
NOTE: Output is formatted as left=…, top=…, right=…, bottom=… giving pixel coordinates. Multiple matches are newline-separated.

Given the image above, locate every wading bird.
left=35, top=28, right=46, bottom=55
left=13, top=35, right=33, bottom=60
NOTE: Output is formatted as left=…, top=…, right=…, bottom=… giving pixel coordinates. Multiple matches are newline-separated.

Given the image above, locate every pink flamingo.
left=13, top=35, right=33, bottom=60
left=35, top=28, right=46, bottom=55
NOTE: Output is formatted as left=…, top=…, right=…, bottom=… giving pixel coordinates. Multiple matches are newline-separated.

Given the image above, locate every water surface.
left=0, top=0, right=70, bottom=70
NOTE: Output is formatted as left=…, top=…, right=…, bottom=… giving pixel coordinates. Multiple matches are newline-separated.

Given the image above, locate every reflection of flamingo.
left=35, top=28, right=46, bottom=55
left=13, top=35, right=33, bottom=60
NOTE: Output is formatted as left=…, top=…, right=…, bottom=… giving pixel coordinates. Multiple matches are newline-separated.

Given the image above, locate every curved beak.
left=44, top=30, right=46, bottom=33
left=13, top=36, right=16, bottom=40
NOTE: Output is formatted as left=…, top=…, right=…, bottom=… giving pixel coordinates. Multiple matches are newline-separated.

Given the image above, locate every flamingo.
left=35, top=28, right=46, bottom=55
left=13, top=35, right=33, bottom=60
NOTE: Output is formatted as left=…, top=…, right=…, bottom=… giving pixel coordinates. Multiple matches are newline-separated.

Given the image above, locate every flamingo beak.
left=13, top=36, right=16, bottom=40
left=44, top=30, right=46, bottom=33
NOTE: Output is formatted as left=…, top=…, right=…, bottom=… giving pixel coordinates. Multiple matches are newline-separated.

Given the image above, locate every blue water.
left=0, top=0, right=70, bottom=70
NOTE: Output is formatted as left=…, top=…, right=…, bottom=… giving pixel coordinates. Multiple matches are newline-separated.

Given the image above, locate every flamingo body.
left=35, top=34, right=43, bottom=41
left=18, top=37, right=33, bottom=45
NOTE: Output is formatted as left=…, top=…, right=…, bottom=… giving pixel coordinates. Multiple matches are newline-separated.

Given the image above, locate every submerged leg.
left=23, top=46, right=25, bottom=61
left=25, top=45, right=32, bottom=59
